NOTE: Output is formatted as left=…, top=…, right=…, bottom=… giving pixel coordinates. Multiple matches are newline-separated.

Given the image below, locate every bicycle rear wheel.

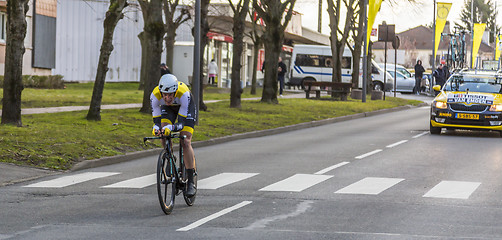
left=183, top=157, right=197, bottom=206
left=157, top=150, right=176, bottom=215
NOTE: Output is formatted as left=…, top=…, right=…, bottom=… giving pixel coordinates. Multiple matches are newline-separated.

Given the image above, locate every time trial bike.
left=144, top=130, right=197, bottom=215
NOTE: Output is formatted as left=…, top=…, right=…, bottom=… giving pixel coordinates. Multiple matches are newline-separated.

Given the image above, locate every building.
left=0, top=0, right=56, bottom=76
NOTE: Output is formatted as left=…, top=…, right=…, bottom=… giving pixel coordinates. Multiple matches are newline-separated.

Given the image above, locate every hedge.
left=0, top=75, right=65, bottom=89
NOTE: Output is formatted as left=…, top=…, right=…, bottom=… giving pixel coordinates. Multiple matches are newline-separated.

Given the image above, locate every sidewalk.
left=0, top=91, right=433, bottom=187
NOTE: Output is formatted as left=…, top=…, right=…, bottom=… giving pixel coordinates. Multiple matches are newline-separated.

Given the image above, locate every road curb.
left=71, top=103, right=425, bottom=171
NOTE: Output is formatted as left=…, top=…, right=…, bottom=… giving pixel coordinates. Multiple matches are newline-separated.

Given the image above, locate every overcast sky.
left=295, top=0, right=502, bottom=35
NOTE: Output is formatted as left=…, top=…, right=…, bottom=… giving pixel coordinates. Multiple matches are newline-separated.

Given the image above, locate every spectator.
left=414, top=60, right=425, bottom=95
left=160, top=63, right=171, bottom=76
left=208, top=59, right=218, bottom=85
left=278, top=57, right=287, bottom=97
left=433, top=64, right=448, bottom=95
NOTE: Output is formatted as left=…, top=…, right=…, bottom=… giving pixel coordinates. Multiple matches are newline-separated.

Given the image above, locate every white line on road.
left=177, top=201, right=252, bottom=231
left=423, top=181, right=481, bottom=199
left=314, top=162, right=349, bottom=175
left=386, top=140, right=408, bottom=148
left=412, top=132, right=428, bottom=138
left=198, top=173, right=259, bottom=190
left=23, top=172, right=120, bottom=188
left=355, top=149, right=382, bottom=159
left=259, top=174, right=333, bottom=192
left=335, top=177, right=404, bottom=195
left=101, top=174, right=156, bottom=188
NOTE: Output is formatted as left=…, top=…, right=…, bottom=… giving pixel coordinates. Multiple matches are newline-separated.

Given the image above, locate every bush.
left=0, top=75, right=65, bottom=89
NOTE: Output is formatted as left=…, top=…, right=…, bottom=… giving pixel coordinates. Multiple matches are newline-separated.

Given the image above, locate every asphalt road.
left=2, top=102, right=502, bottom=239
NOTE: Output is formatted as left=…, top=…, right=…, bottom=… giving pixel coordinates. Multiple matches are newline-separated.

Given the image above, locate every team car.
left=430, top=70, right=502, bottom=137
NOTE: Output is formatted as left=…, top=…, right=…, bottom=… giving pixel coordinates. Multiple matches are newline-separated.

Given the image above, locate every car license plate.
left=456, top=113, right=479, bottom=120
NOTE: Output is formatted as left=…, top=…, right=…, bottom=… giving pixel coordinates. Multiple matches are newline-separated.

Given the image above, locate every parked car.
left=378, top=63, right=413, bottom=78
left=430, top=70, right=502, bottom=136
left=386, top=69, right=415, bottom=93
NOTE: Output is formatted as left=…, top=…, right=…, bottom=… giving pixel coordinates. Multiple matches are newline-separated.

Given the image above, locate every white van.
left=289, top=44, right=393, bottom=91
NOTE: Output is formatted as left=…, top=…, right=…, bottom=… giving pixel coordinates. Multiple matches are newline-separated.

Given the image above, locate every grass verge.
left=0, top=97, right=421, bottom=170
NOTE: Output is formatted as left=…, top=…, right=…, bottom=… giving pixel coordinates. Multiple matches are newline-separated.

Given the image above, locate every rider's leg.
left=181, top=131, right=196, bottom=196
left=181, top=131, right=195, bottom=169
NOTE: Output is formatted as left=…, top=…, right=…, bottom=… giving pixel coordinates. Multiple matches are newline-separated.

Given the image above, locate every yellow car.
left=430, top=70, right=502, bottom=137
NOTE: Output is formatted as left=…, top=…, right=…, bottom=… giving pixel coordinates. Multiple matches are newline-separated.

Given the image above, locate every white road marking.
left=198, top=173, right=259, bottom=190
left=335, top=177, right=404, bottom=195
left=355, top=149, right=383, bottom=159
left=423, top=181, right=481, bottom=199
left=23, top=172, right=120, bottom=188
left=259, top=174, right=333, bottom=192
left=177, top=201, right=252, bottom=231
left=314, top=162, right=350, bottom=175
left=101, top=174, right=156, bottom=188
left=412, top=132, right=428, bottom=138
left=386, top=140, right=408, bottom=148
left=419, top=106, right=430, bottom=109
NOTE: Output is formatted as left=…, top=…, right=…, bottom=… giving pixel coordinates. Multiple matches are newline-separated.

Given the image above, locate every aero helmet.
left=158, top=74, right=178, bottom=93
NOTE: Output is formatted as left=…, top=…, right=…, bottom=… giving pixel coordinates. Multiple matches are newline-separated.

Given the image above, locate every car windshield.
left=443, top=75, right=502, bottom=93
left=387, top=70, right=405, bottom=78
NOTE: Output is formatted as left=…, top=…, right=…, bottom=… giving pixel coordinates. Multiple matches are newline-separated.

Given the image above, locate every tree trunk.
left=196, top=0, right=211, bottom=112
left=1, top=0, right=29, bottom=126
left=250, top=37, right=261, bottom=95
left=87, top=0, right=128, bottom=121
left=229, top=0, right=249, bottom=108
left=138, top=0, right=165, bottom=114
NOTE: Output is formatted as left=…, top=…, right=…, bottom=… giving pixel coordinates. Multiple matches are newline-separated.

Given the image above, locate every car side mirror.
left=433, top=85, right=441, bottom=91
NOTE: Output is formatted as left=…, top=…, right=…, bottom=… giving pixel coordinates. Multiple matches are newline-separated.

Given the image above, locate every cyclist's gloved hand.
left=172, top=123, right=183, bottom=132
left=152, top=125, right=160, bottom=136
left=161, top=125, right=171, bottom=135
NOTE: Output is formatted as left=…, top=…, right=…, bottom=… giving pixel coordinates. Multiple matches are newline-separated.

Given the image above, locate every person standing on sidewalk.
left=414, top=60, right=425, bottom=95
left=208, top=59, right=218, bottom=85
left=278, top=57, right=287, bottom=97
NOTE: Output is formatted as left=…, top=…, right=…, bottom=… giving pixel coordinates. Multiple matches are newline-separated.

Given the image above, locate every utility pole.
left=431, top=0, right=436, bottom=95
left=193, top=0, right=200, bottom=123
left=362, top=0, right=368, bottom=103
left=471, top=0, right=474, bottom=68
left=318, top=0, right=322, bottom=33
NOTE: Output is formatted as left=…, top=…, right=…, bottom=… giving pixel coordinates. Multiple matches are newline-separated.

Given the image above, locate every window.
left=0, top=12, right=5, bottom=42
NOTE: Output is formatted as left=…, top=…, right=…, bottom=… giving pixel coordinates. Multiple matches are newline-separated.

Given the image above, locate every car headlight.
left=489, top=104, right=502, bottom=111
left=434, top=101, right=448, bottom=109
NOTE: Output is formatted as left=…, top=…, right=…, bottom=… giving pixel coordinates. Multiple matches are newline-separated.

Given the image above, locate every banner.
left=366, top=0, right=383, bottom=53
left=496, top=35, right=502, bottom=61
left=434, top=2, right=452, bottom=59
left=472, top=23, right=486, bottom=68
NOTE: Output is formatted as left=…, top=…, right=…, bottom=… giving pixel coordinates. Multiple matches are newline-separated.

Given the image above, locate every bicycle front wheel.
left=157, top=150, right=176, bottom=215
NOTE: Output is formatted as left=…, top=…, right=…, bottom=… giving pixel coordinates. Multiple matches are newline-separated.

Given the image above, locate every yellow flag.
left=496, top=35, right=502, bottom=61
left=366, top=0, right=383, bottom=53
left=472, top=23, right=486, bottom=68
left=434, top=2, right=452, bottom=59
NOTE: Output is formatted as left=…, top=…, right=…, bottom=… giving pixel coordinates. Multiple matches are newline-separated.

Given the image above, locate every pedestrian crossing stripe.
left=335, top=177, right=404, bottom=195
left=198, top=173, right=259, bottom=190
left=23, top=172, right=120, bottom=188
left=423, top=180, right=481, bottom=199
left=101, top=174, right=156, bottom=189
left=21, top=171, right=483, bottom=200
left=259, top=174, right=333, bottom=192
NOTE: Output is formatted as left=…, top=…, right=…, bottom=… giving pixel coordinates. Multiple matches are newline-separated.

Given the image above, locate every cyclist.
left=151, top=74, right=197, bottom=197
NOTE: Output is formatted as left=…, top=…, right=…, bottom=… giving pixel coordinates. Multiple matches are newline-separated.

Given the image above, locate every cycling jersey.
left=150, top=82, right=196, bottom=134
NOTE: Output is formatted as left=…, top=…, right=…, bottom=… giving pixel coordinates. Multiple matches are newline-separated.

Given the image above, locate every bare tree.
left=228, top=0, right=250, bottom=108
left=138, top=0, right=165, bottom=113
left=87, top=0, right=129, bottom=121
left=163, top=0, right=191, bottom=70
left=327, top=0, right=356, bottom=85
left=253, top=0, right=296, bottom=104
left=1, top=0, right=29, bottom=126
